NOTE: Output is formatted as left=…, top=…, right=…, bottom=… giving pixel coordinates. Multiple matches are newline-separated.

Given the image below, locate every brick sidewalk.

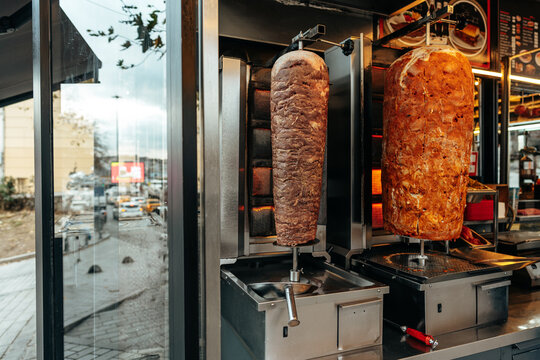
left=0, top=217, right=168, bottom=359
left=0, top=258, right=36, bottom=358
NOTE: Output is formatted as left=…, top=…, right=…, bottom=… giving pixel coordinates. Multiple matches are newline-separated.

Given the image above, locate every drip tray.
left=249, top=282, right=317, bottom=300
left=224, top=258, right=379, bottom=301
left=354, top=243, right=501, bottom=284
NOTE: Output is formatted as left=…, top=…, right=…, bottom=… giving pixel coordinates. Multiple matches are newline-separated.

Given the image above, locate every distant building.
left=0, top=94, right=94, bottom=194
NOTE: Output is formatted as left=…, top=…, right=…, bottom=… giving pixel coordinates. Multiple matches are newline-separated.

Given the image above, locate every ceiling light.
left=471, top=68, right=540, bottom=85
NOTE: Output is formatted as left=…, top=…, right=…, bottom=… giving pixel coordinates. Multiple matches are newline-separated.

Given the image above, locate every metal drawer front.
left=338, top=298, right=383, bottom=351
left=477, top=280, right=510, bottom=325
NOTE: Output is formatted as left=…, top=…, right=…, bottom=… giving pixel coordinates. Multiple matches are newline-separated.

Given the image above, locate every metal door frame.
left=32, top=0, right=200, bottom=358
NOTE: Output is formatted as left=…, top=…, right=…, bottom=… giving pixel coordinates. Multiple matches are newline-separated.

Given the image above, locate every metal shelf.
left=467, top=188, right=497, bottom=195
left=464, top=218, right=510, bottom=226
left=516, top=215, right=540, bottom=223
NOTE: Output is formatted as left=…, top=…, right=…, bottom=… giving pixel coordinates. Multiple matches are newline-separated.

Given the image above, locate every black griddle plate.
left=497, top=232, right=540, bottom=255
left=355, top=243, right=501, bottom=284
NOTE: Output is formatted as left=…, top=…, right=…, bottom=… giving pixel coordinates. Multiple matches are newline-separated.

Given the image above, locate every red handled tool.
left=400, top=326, right=438, bottom=348
left=385, top=319, right=438, bottom=349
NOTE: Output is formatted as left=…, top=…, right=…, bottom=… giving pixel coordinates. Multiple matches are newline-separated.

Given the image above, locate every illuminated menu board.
left=377, top=0, right=491, bottom=69
left=500, top=1, right=540, bottom=79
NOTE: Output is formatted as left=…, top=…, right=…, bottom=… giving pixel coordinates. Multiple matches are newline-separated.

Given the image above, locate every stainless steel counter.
left=315, top=286, right=540, bottom=359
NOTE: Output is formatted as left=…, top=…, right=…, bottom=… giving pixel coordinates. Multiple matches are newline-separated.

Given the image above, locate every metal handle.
left=338, top=297, right=381, bottom=309
left=284, top=285, right=300, bottom=327
left=479, top=280, right=511, bottom=291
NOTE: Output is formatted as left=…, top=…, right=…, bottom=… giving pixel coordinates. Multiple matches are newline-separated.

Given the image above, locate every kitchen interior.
left=205, top=0, right=540, bottom=359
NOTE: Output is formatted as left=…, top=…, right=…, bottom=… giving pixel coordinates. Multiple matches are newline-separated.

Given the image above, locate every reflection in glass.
left=53, top=1, right=168, bottom=357
left=508, top=83, right=540, bottom=231
left=0, top=98, right=37, bottom=359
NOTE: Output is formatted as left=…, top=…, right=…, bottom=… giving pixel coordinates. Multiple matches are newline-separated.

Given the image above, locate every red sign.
left=111, top=162, right=145, bottom=183
left=469, top=152, right=478, bottom=176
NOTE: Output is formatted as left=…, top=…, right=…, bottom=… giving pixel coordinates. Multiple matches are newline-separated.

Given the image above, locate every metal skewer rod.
left=290, top=247, right=300, bottom=282
left=317, top=38, right=344, bottom=48
left=417, top=239, right=428, bottom=267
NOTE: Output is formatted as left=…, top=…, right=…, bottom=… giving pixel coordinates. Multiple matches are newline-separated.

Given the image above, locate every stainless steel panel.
left=479, top=280, right=512, bottom=291
left=265, top=300, right=339, bottom=360
left=263, top=293, right=384, bottom=360
left=249, top=239, right=288, bottom=256
left=201, top=0, right=221, bottom=357
left=338, top=298, right=383, bottom=351
left=327, top=284, right=540, bottom=359
left=326, top=37, right=370, bottom=257
left=220, top=57, right=247, bottom=259
left=477, top=280, right=510, bottom=325
left=425, top=282, right=477, bottom=335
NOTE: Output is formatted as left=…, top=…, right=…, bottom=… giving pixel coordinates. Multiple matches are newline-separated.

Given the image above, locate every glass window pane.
left=0, top=99, right=36, bottom=359
left=52, top=1, right=169, bottom=357
left=508, top=81, right=540, bottom=231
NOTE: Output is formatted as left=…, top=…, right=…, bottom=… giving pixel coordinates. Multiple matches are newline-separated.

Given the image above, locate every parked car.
left=113, top=202, right=144, bottom=220
left=114, top=195, right=131, bottom=207
left=105, top=186, right=118, bottom=204
left=145, top=198, right=161, bottom=213
left=131, top=197, right=146, bottom=206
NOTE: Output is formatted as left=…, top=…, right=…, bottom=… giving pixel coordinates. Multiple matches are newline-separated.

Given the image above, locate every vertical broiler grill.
left=343, top=7, right=513, bottom=337
left=219, top=32, right=389, bottom=359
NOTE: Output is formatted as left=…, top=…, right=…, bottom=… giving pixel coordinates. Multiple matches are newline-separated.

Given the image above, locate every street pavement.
left=0, top=258, right=35, bottom=359
left=0, top=211, right=168, bottom=359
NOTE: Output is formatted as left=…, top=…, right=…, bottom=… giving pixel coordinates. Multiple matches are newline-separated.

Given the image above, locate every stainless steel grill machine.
left=218, top=27, right=390, bottom=359
left=330, top=8, right=513, bottom=337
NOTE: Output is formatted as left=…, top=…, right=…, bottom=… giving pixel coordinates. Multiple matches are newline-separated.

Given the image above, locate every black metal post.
left=32, top=0, right=63, bottom=358
left=500, top=57, right=511, bottom=185
left=167, top=0, right=200, bottom=358
left=480, top=78, right=499, bottom=184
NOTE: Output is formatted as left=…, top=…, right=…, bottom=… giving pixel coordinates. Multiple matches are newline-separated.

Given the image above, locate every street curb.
left=63, top=288, right=146, bottom=333
left=0, top=252, right=35, bottom=265
left=0, top=232, right=112, bottom=265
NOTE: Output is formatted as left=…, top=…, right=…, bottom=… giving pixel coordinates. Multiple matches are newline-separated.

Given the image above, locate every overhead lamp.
left=472, top=69, right=502, bottom=78
left=472, top=68, right=540, bottom=86
left=508, top=122, right=540, bottom=132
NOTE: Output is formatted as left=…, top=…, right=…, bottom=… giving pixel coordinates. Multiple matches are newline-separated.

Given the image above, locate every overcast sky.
left=60, top=0, right=168, bottom=160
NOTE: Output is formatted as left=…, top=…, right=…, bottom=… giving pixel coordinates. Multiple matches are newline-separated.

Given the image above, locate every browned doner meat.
left=382, top=46, right=474, bottom=240
left=270, top=50, right=329, bottom=246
